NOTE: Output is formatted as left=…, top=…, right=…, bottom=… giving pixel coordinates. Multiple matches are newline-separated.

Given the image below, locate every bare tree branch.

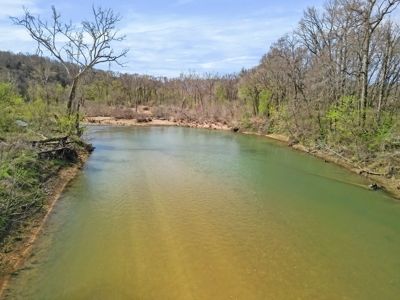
left=10, top=5, right=130, bottom=120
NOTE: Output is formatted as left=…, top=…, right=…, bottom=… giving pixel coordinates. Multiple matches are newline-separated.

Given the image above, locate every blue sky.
left=0, top=0, right=325, bottom=77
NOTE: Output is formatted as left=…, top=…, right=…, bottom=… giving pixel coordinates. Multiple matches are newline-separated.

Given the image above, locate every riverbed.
left=4, top=126, right=400, bottom=299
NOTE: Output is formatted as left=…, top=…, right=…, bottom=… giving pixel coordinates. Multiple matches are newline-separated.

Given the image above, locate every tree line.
left=2, top=0, right=400, bottom=177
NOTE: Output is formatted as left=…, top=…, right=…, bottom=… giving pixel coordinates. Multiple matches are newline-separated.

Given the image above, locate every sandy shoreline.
left=86, top=116, right=399, bottom=199
left=0, top=153, right=88, bottom=298
left=84, top=116, right=232, bottom=130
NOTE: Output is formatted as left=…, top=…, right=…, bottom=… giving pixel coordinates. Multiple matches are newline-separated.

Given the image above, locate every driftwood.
left=31, top=136, right=68, bottom=145
left=304, top=148, right=316, bottom=156
left=358, top=170, right=386, bottom=176
left=32, top=135, right=80, bottom=162
left=37, top=147, right=70, bottom=155
left=323, top=145, right=351, bottom=163
left=323, top=144, right=387, bottom=177
left=37, top=146, right=78, bottom=161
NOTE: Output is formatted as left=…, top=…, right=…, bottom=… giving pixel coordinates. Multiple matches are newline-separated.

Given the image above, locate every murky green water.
left=4, top=126, right=400, bottom=299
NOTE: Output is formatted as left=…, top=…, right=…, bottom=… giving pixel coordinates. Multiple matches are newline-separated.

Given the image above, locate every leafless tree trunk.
left=11, top=5, right=129, bottom=132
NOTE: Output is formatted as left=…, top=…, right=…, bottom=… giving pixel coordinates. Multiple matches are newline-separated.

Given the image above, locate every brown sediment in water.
left=0, top=153, right=89, bottom=298
left=1, top=123, right=398, bottom=296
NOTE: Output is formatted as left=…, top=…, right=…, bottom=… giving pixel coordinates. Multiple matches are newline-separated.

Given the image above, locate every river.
left=4, top=126, right=400, bottom=299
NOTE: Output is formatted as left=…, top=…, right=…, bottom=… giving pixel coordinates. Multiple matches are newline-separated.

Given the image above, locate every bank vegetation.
left=0, top=4, right=123, bottom=259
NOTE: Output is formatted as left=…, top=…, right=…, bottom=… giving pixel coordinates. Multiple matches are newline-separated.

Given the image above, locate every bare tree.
left=10, top=5, right=129, bottom=118
left=119, top=73, right=138, bottom=110
left=178, top=72, right=192, bottom=109
left=204, top=72, right=218, bottom=106
left=344, top=0, right=400, bottom=121
left=373, top=21, right=400, bottom=115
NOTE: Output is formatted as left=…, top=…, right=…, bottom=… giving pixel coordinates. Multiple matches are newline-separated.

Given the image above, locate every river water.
left=4, top=126, right=400, bottom=299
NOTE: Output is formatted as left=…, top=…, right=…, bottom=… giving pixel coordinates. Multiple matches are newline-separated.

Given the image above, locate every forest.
left=1, top=0, right=400, bottom=242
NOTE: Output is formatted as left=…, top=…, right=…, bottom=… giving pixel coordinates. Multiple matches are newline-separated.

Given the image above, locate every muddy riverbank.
left=0, top=151, right=89, bottom=297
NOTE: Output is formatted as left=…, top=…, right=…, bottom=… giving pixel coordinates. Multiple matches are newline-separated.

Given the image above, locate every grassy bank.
left=0, top=134, right=92, bottom=287
left=0, top=82, right=94, bottom=283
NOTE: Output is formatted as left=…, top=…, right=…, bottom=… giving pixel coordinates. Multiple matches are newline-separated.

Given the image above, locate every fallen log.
left=323, top=146, right=351, bottom=163
left=37, top=146, right=78, bottom=162
left=321, top=145, right=388, bottom=177
left=306, top=150, right=316, bottom=156
left=31, top=136, right=68, bottom=145
left=37, top=147, right=70, bottom=155
left=358, top=169, right=386, bottom=176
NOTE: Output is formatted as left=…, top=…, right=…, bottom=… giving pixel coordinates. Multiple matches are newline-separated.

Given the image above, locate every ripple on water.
left=5, top=126, right=400, bottom=300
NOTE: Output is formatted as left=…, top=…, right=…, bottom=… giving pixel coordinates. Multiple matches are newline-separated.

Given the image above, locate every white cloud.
left=116, top=10, right=296, bottom=77
left=0, top=26, right=38, bottom=55
left=0, top=0, right=43, bottom=54
left=0, top=0, right=41, bottom=20
left=0, top=1, right=303, bottom=78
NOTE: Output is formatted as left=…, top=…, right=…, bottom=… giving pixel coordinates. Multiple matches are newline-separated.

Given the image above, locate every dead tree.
left=10, top=5, right=129, bottom=123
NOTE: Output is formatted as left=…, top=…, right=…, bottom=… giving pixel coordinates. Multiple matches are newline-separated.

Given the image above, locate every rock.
left=136, top=117, right=146, bottom=123
left=369, top=183, right=380, bottom=190
left=232, top=127, right=239, bottom=132
left=85, top=143, right=95, bottom=152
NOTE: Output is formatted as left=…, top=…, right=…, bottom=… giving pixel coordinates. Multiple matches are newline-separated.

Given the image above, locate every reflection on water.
left=5, top=126, right=400, bottom=299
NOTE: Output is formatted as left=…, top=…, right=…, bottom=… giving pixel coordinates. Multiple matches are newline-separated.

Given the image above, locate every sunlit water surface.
left=4, top=126, right=400, bottom=299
